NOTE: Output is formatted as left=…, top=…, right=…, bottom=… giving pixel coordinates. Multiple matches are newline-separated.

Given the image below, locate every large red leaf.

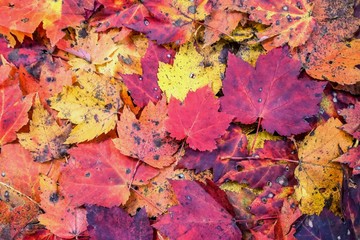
left=0, top=84, right=33, bottom=145
left=153, top=180, right=242, bottom=239
left=220, top=47, right=324, bottom=135
left=59, top=139, right=159, bottom=207
left=121, top=41, right=174, bottom=108
left=178, top=124, right=248, bottom=181
left=87, top=206, right=153, bottom=240
left=166, top=86, right=233, bottom=151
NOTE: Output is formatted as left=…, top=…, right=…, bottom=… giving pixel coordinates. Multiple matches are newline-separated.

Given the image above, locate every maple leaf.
left=17, top=96, right=71, bottom=162
left=153, top=180, right=242, bottom=240
left=157, top=42, right=223, bottom=101
left=274, top=198, right=301, bottom=240
left=221, top=140, right=297, bottom=189
left=333, top=146, right=360, bottom=176
left=301, top=40, right=360, bottom=85
left=0, top=144, right=50, bottom=238
left=19, top=58, right=73, bottom=107
left=203, top=2, right=246, bottom=46
left=121, top=0, right=211, bottom=45
left=166, top=86, right=233, bottom=151
left=340, top=101, right=360, bottom=139
left=294, top=209, right=355, bottom=239
left=87, top=206, right=153, bottom=240
left=295, top=118, right=353, bottom=215
left=50, top=71, right=122, bottom=144
left=0, top=83, right=33, bottom=146
left=178, top=124, right=248, bottom=181
left=38, top=175, right=87, bottom=239
left=113, top=99, right=179, bottom=168
left=121, top=41, right=174, bottom=108
left=220, top=47, right=324, bottom=136
left=124, top=163, right=212, bottom=217
left=242, top=0, right=315, bottom=49
left=59, top=139, right=158, bottom=207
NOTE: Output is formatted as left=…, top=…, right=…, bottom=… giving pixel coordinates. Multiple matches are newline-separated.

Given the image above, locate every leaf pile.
left=0, top=0, right=359, bottom=239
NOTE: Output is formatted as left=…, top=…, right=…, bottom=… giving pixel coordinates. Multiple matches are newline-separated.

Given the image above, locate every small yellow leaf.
left=18, top=96, right=71, bottom=162
left=158, top=42, right=223, bottom=101
left=246, top=131, right=282, bottom=151
left=50, top=71, right=122, bottom=144
left=295, top=118, right=353, bottom=215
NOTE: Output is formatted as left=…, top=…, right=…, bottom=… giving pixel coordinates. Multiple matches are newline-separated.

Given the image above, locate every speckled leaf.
left=18, top=96, right=71, bottom=162
left=113, top=99, right=178, bottom=168
left=50, top=71, right=122, bottom=144
left=153, top=180, right=242, bottom=240
left=220, top=47, right=324, bottom=136
left=60, top=139, right=159, bottom=207
left=87, top=206, right=153, bottom=240
left=166, top=86, right=233, bottom=151
left=295, top=118, right=353, bottom=215
left=243, top=0, right=315, bottom=49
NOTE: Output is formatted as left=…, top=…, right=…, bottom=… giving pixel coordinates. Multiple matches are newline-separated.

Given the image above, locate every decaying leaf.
left=18, top=96, right=71, bottom=162
left=295, top=118, right=353, bottom=215
left=50, top=70, right=122, bottom=144
left=113, top=99, right=179, bottom=168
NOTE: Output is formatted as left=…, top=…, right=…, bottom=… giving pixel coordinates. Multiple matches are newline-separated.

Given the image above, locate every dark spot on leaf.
left=85, top=172, right=91, bottom=177
left=46, top=77, right=56, bottom=82
left=49, top=193, right=59, bottom=203
left=134, top=136, right=141, bottom=145
left=153, top=138, right=162, bottom=148
left=78, top=28, right=88, bottom=38
left=132, top=123, right=141, bottom=131
left=126, top=168, right=131, bottom=174
left=153, top=154, right=160, bottom=160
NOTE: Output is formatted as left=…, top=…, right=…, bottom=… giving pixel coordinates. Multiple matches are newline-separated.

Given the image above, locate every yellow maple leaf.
left=17, top=96, right=71, bottom=162
left=50, top=70, right=122, bottom=144
left=295, top=118, right=353, bottom=215
left=158, top=42, right=223, bottom=101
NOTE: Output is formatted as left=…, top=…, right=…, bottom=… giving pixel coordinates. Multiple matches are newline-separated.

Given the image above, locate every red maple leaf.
left=220, top=47, right=325, bottom=135
left=177, top=124, right=248, bottom=181
left=122, top=41, right=174, bottom=108
left=59, top=139, right=159, bottom=207
left=153, top=180, right=242, bottom=239
left=166, top=86, right=233, bottom=151
left=87, top=206, right=153, bottom=240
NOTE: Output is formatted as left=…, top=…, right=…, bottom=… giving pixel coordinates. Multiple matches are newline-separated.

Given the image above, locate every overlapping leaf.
left=59, top=139, right=158, bottom=207
left=166, top=86, right=233, bottom=151
left=221, top=47, right=324, bottom=135
left=153, top=180, right=242, bottom=240
left=113, top=99, right=179, bottom=168
left=50, top=70, right=122, bottom=144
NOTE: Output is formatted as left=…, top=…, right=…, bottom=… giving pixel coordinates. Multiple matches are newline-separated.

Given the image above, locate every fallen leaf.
left=18, top=96, right=71, bottom=162
left=340, top=101, right=360, bottom=139
left=87, top=206, right=153, bottom=240
left=38, top=175, right=87, bottom=239
left=113, top=99, right=179, bottom=168
left=295, top=118, right=353, bottom=215
left=50, top=71, right=122, bottom=144
left=153, top=180, right=242, bottom=240
left=166, top=86, right=233, bottom=151
left=158, top=42, right=223, bottom=101
left=59, top=139, right=158, bottom=207
left=220, top=47, right=324, bottom=135
left=0, top=84, right=33, bottom=146
left=333, top=146, right=360, bottom=175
